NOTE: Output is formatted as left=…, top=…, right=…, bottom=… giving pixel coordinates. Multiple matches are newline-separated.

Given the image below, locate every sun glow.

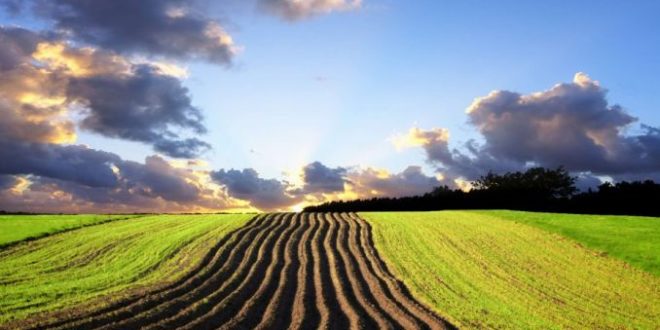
left=33, top=43, right=90, bottom=76
left=48, top=124, right=77, bottom=144
left=391, top=127, right=449, bottom=150
left=291, top=202, right=306, bottom=212
left=19, top=93, right=66, bottom=108
left=454, top=178, right=473, bottom=192
left=32, top=42, right=130, bottom=77
left=10, top=177, right=31, bottom=195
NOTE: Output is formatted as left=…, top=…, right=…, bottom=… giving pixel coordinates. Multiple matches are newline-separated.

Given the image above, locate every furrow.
left=16, top=212, right=457, bottom=330
left=218, top=212, right=308, bottom=330
left=43, top=214, right=268, bottom=330
left=290, top=213, right=322, bottom=330
left=349, top=212, right=453, bottom=330
left=142, top=213, right=290, bottom=330
left=97, top=213, right=282, bottom=330
left=341, top=213, right=429, bottom=329
left=310, top=213, right=345, bottom=329
left=255, top=213, right=313, bottom=330
left=321, top=213, right=369, bottom=330
left=338, top=212, right=427, bottom=329
left=180, top=213, right=299, bottom=330
left=331, top=212, right=394, bottom=329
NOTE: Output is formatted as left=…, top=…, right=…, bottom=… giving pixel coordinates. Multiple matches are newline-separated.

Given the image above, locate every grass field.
left=0, top=213, right=252, bottom=324
left=2, top=211, right=658, bottom=329
left=479, top=210, right=660, bottom=275
left=0, top=214, right=141, bottom=247
left=362, top=211, right=660, bottom=329
left=4, top=213, right=450, bottom=330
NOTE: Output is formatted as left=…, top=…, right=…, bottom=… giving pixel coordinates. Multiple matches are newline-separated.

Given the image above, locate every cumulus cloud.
left=0, top=32, right=227, bottom=209
left=347, top=166, right=441, bottom=198
left=0, top=99, right=75, bottom=144
left=209, top=161, right=441, bottom=211
left=0, top=26, right=40, bottom=70
left=68, top=64, right=210, bottom=158
left=396, top=73, right=660, bottom=185
left=0, top=1, right=380, bottom=212
left=0, top=25, right=233, bottom=212
left=0, top=27, right=210, bottom=158
left=0, top=177, right=231, bottom=214
left=392, top=127, right=454, bottom=165
left=88, top=156, right=235, bottom=211
left=0, top=28, right=77, bottom=144
left=296, top=162, right=441, bottom=202
left=0, top=139, right=121, bottom=188
left=210, top=168, right=302, bottom=211
left=297, top=161, right=440, bottom=197
left=14, top=0, right=238, bottom=64
left=0, top=151, right=240, bottom=213
left=116, top=156, right=203, bottom=203
left=301, top=161, right=347, bottom=193
left=210, top=163, right=348, bottom=211
left=0, top=175, right=19, bottom=190
left=0, top=156, right=443, bottom=213
left=258, top=0, right=361, bottom=20
left=298, top=162, right=440, bottom=199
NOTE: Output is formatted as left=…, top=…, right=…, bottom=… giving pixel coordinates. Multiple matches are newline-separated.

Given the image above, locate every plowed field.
left=7, top=213, right=450, bottom=330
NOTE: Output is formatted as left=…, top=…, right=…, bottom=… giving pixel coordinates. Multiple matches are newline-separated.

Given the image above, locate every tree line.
left=304, top=167, right=660, bottom=216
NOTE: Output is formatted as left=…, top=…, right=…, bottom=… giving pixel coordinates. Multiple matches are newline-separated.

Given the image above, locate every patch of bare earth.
left=9, top=213, right=453, bottom=330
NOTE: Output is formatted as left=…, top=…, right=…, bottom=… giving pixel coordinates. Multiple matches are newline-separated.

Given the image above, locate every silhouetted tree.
left=474, top=167, right=576, bottom=198
left=304, top=167, right=660, bottom=216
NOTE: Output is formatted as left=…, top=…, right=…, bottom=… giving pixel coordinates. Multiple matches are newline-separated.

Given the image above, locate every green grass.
left=0, top=214, right=141, bottom=246
left=478, top=210, right=660, bottom=275
left=0, top=214, right=253, bottom=323
left=362, top=211, right=660, bottom=329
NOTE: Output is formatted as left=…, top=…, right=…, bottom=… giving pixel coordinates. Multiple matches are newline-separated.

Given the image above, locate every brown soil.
left=13, top=213, right=454, bottom=330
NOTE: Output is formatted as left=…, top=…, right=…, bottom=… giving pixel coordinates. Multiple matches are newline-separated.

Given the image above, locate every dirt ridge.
left=17, top=212, right=453, bottom=330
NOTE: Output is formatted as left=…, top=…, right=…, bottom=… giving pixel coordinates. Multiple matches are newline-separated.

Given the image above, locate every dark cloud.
left=0, top=174, right=220, bottom=213
left=0, top=27, right=77, bottom=144
left=467, top=73, right=635, bottom=173
left=152, top=138, right=211, bottom=159
left=0, top=175, right=18, bottom=190
left=0, top=25, right=224, bottom=212
left=68, top=64, right=210, bottom=158
left=258, top=0, right=361, bottom=20
left=0, top=26, right=40, bottom=70
left=210, top=162, right=441, bottom=210
left=301, top=161, right=347, bottom=193
left=0, top=178, right=88, bottom=213
left=0, top=146, right=233, bottom=212
left=348, top=166, right=441, bottom=198
left=19, top=0, right=236, bottom=64
left=50, top=154, right=217, bottom=207
left=405, top=73, right=660, bottom=184
left=0, top=26, right=211, bottom=157
left=0, top=0, right=21, bottom=14
left=0, top=100, right=75, bottom=144
left=211, top=168, right=300, bottom=210
left=117, top=156, right=202, bottom=203
left=0, top=139, right=120, bottom=188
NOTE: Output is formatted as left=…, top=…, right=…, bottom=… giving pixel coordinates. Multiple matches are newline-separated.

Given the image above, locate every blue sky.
left=93, top=0, right=660, bottom=178
left=1, top=0, right=659, bottom=211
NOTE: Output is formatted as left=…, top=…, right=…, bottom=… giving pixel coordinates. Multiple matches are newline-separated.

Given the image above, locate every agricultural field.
left=0, top=214, right=252, bottom=326
left=362, top=211, right=660, bottom=329
left=478, top=210, right=660, bottom=275
left=1, top=213, right=450, bottom=329
left=0, top=214, right=141, bottom=247
left=1, top=211, right=658, bottom=329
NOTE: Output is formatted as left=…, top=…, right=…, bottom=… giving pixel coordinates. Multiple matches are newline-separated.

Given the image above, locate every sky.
left=1, top=0, right=659, bottom=212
